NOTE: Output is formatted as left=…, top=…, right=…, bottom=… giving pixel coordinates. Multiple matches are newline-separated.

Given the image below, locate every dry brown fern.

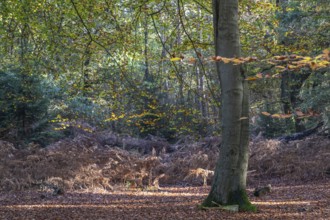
left=184, top=168, right=214, bottom=186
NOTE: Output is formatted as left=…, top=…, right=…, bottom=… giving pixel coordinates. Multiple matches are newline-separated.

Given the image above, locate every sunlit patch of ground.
left=0, top=180, right=329, bottom=220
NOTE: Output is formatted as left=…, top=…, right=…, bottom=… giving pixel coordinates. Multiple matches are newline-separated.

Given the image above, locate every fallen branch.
left=278, top=122, right=323, bottom=142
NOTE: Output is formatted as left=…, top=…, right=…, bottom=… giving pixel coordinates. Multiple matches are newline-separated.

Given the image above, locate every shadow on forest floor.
left=0, top=180, right=329, bottom=220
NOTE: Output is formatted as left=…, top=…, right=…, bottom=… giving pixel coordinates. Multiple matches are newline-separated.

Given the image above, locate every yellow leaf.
left=267, top=61, right=277, bottom=65
left=274, top=55, right=287, bottom=60
left=309, top=61, right=317, bottom=70
left=215, top=56, right=222, bottom=61
left=287, top=64, right=297, bottom=70
left=246, top=57, right=258, bottom=62
left=261, top=112, right=271, bottom=116
left=271, top=114, right=281, bottom=118
left=295, top=110, right=304, bottom=117
left=272, top=73, right=281, bottom=78
left=222, top=58, right=230, bottom=63
left=188, top=58, right=197, bottom=64
left=323, top=49, right=330, bottom=60
left=314, top=54, right=323, bottom=60
left=319, top=60, right=330, bottom=66
left=232, top=58, right=243, bottom=64
left=239, top=117, right=248, bottom=120
left=297, top=115, right=311, bottom=119
left=245, top=77, right=258, bottom=81
left=280, top=114, right=292, bottom=119
left=170, top=57, right=182, bottom=62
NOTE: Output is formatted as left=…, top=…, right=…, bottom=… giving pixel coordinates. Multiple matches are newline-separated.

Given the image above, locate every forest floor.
left=0, top=133, right=329, bottom=219
left=0, top=179, right=329, bottom=220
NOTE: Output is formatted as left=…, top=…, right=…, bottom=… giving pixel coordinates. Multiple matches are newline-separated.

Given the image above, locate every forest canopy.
left=0, top=0, right=329, bottom=144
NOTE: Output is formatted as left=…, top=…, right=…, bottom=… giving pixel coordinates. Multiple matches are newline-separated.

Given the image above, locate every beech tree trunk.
left=202, top=0, right=255, bottom=211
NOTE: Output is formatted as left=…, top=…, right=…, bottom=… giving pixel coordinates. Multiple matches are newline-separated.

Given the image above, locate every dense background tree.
left=0, top=0, right=328, bottom=144
left=0, top=68, right=50, bottom=141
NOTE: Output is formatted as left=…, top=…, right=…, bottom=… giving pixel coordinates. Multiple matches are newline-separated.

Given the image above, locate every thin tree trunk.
left=144, top=11, right=150, bottom=82
left=196, top=6, right=206, bottom=119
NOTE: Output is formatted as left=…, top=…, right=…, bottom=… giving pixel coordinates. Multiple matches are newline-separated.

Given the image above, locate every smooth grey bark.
left=203, top=0, right=255, bottom=211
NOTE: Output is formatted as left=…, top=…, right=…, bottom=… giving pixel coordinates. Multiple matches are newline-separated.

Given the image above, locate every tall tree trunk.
left=203, top=0, right=255, bottom=212
left=83, top=41, right=92, bottom=95
left=144, top=11, right=150, bottom=83
left=143, top=10, right=155, bottom=108
left=277, top=0, right=310, bottom=132
left=196, top=6, right=207, bottom=119
left=175, top=1, right=185, bottom=106
left=281, top=71, right=311, bottom=132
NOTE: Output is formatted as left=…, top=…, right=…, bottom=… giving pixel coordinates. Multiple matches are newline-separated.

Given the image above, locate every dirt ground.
left=0, top=180, right=329, bottom=220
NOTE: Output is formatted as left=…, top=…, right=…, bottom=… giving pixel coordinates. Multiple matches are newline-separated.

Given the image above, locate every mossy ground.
left=202, top=189, right=257, bottom=212
left=229, top=189, right=257, bottom=212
